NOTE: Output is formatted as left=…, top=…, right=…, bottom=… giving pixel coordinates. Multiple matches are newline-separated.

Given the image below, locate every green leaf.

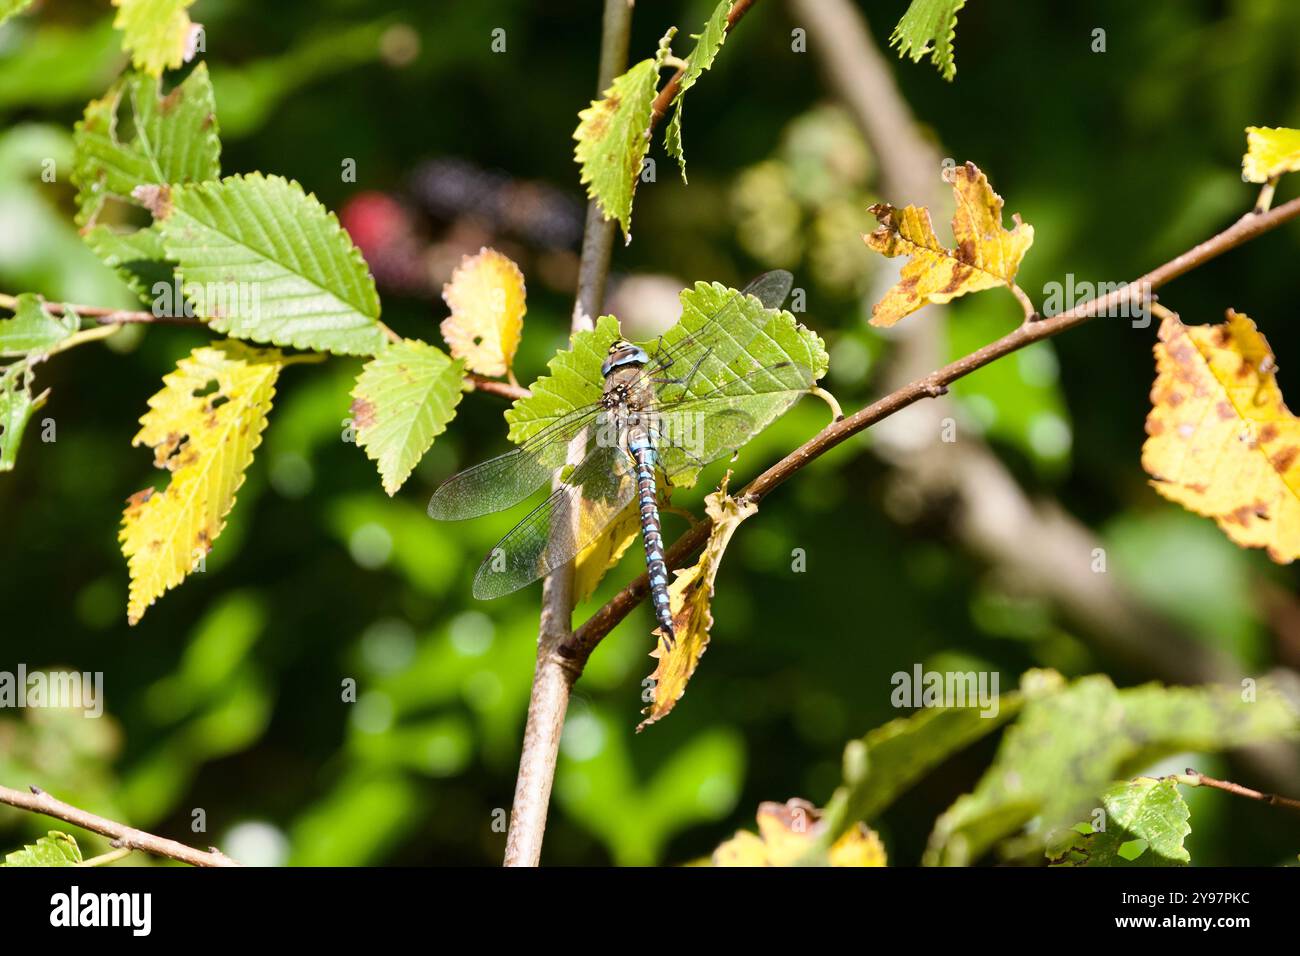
left=2, top=831, right=83, bottom=866
left=111, top=0, right=200, bottom=77
left=891, top=0, right=966, bottom=81
left=1048, top=777, right=1191, bottom=867
left=0, top=294, right=78, bottom=357
left=924, top=673, right=1297, bottom=865
left=0, top=0, right=36, bottom=26
left=156, top=173, right=389, bottom=356
left=819, top=681, right=1042, bottom=840
left=351, top=339, right=466, bottom=495
left=83, top=223, right=176, bottom=306
left=505, top=279, right=827, bottom=488
left=0, top=365, right=48, bottom=472
left=664, top=0, right=730, bottom=182
left=573, top=29, right=675, bottom=242
left=72, top=62, right=220, bottom=226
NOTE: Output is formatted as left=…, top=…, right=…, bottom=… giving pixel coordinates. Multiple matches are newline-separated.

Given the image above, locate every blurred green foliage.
left=2, top=0, right=1300, bottom=866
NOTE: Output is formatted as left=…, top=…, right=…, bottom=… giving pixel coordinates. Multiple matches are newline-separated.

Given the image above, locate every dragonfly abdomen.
left=628, top=430, right=674, bottom=645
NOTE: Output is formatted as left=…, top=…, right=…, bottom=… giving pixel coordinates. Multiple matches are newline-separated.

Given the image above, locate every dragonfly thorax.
left=601, top=340, right=650, bottom=377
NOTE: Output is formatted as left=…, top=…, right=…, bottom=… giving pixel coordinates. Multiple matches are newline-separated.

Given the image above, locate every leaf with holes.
left=156, top=173, right=388, bottom=356
left=664, top=1, right=730, bottom=182
left=865, top=161, right=1033, bottom=327
left=120, top=341, right=284, bottom=623
left=111, top=0, right=200, bottom=76
left=0, top=365, right=49, bottom=472
left=891, top=0, right=966, bottom=81
left=1242, top=126, right=1300, bottom=183
left=84, top=223, right=176, bottom=306
left=351, top=339, right=466, bottom=495
left=639, top=476, right=754, bottom=731
left=72, top=62, right=219, bottom=226
left=440, top=247, right=526, bottom=378
left=1048, top=777, right=1191, bottom=867
left=574, top=29, right=674, bottom=242
left=1143, top=311, right=1300, bottom=563
left=0, top=294, right=78, bottom=357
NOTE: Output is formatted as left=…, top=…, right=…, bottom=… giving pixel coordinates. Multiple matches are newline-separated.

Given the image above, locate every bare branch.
left=0, top=783, right=241, bottom=867
left=1176, top=769, right=1300, bottom=812
left=565, top=194, right=1300, bottom=661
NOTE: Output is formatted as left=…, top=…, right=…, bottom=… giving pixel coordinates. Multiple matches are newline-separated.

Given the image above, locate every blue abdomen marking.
left=630, top=434, right=674, bottom=645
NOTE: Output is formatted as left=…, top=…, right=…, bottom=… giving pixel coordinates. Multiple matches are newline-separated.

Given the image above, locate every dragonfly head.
left=601, top=340, right=650, bottom=377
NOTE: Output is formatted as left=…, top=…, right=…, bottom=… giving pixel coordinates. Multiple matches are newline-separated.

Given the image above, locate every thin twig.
left=503, top=0, right=635, bottom=869
left=504, top=0, right=764, bottom=868
left=1177, top=769, right=1300, bottom=812
left=467, top=374, right=530, bottom=401
left=0, top=783, right=241, bottom=867
left=564, top=194, right=1300, bottom=660
left=0, top=293, right=202, bottom=326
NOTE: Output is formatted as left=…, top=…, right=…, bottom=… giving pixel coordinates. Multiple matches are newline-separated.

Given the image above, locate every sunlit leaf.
left=156, top=173, right=389, bottom=356
left=350, top=339, right=465, bottom=495
left=864, top=161, right=1033, bottom=327
left=664, top=0, right=730, bottom=182
left=638, top=476, right=755, bottom=730
left=713, top=799, right=886, bottom=867
left=573, top=499, right=640, bottom=604
left=111, top=0, right=200, bottom=77
left=890, top=0, right=966, bottom=81
left=72, top=62, right=219, bottom=226
left=1143, top=310, right=1300, bottom=564
left=505, top=279, right=826, bottom=491
left=439, top=247, right=526, bottom=378
left=573, top=28, right=674, bottom=242
left=1048, top=777, right=1190, bottom=867
left=1242, top=126, right=1300, bottom=183
left=0, top=294, right=77, bottom=357
left=2, top=831, right=82, bottom=867
left=0, top=0, right=36, bottom=27
left=925, top=672, right=1297, bottom=865
left=120, top=341, right=284, bottom=624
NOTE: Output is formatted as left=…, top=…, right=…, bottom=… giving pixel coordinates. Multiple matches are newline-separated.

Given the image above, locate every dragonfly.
left=427, top=270, right=815, bottom=647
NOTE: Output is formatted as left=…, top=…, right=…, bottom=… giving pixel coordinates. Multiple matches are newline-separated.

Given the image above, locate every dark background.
left=1, top=0, right=1298, bottom=865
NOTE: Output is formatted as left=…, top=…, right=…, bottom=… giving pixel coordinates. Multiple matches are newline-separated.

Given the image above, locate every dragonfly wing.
left=472, top=443, right=637, bottom=599
left=636, top=270, right=794, bottom=396
left=427, top=404, right=604, bottom=520
left=655, top=359, right=815, bottom=481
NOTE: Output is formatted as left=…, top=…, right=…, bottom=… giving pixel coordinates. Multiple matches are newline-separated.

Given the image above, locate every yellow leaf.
left=111, top=0, right=199, bottom=77
left=713, top=799, right=887, bottom=867
left=120, top=342, right=284, bottom=623
left=572, top=499, right=640, bottom=604
left=1142, top=310, right=1300, bottom=564
left=638, top=475, right=755, bottom=731
left=863, top=161, right=1033, bottom=327
left=440, top=247, right=526, bottom=378
left=1242, top=126, right=1300, bottom=183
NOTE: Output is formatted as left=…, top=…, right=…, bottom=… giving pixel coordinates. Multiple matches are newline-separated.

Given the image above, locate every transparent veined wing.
left=427, top=401, right=608, bottom=520
left=654, top=359, right=816, bottom=482
left=471, top=443, right=637, bottom=599
left=631, top=270, right=794, bottom=402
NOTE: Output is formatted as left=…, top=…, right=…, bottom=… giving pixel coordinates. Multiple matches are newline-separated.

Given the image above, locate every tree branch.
left=1176, top=769, right=1300, bottom=812
left=0, top=293, right=202, bottom=326
left=564, top=194, right=1300, bottom=661
left=504, top=0, right=764, bottom=867
left=503, top=0, right=635, bottom=869
left=0, top=783, right=240, bottom=867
